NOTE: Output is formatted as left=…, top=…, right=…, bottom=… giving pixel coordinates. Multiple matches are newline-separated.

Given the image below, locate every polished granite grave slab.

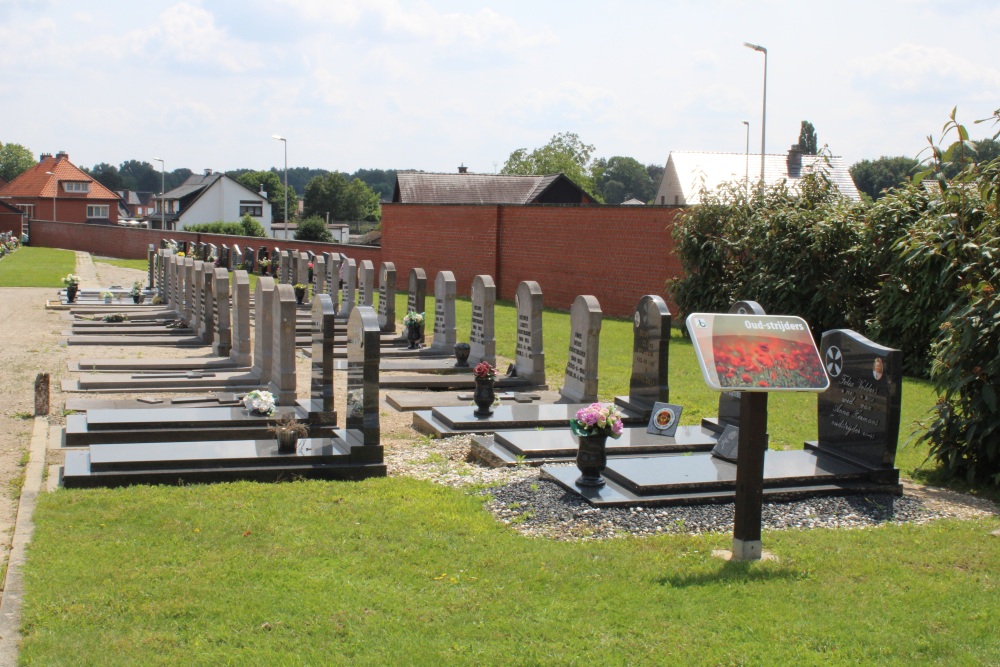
left=63, top=370, right=262, bottom=393
left=64, top=394, right=242, bottom=411
left=62, top=434, right=385, bottom=488
left=70, top=357, right=242, bottom=372
left=412, top=403, right=646, bottom=437
left=471, top=425, right=717, bottom=466
left=378, top=373, right=540, bottom=391
left=385, top=390, right=552, bottom=412
left=65, top=335, right=208, bottom=347
left=542, top=449, right=903, bottom=507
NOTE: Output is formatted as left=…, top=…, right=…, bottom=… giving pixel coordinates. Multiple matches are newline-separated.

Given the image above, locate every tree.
left=234, top=170, right=298, bottom=223
left=119, top=160, right=162, bottom=192
left=500, top=132, right=601, bottom=200
left=86, top=163, right=123, bottom=191
left=849, top=156, right=919, bottom=200
left=295, top=216, right=333, bottom=242
left=0, top=142, right=36, bottom=182
left=797, top=121, right=818, bottom=155
left=595, top=156, right=656, bottom=204
left=303, top=172, right=382, bottom=222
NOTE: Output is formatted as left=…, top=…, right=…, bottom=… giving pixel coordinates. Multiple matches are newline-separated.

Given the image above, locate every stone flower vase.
left=406, top=323, right=422, bottom=349
left=276, top=429, right=299, bottom=453
left=575, top=433, right=609, bottom=487
left=132, top=294, right=145, bottom=304
left=473, top=377, right=496, bottom=417
left=66, top=284, right=78, bottom=303
left=453, top=342, right=471, bottom=367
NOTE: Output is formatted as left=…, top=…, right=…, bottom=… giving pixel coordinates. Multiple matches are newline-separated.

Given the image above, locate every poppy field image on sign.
left=712, top=335, right=826, bottom=389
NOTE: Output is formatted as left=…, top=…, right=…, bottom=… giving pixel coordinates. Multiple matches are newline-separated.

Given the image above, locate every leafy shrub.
left=184, top=214, right=267, bottom=238
left=295, top=216, right=333, bottom=242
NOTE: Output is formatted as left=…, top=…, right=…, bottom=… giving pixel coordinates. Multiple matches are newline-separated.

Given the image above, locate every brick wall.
left=381, top=203, right=683, bottom=317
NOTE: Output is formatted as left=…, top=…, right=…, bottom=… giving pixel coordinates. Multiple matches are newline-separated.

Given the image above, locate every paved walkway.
left=73, top=251, right=100, bottom=289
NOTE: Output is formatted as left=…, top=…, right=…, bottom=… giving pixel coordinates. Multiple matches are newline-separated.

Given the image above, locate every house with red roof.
left=0, top=151, right=120, bottom=225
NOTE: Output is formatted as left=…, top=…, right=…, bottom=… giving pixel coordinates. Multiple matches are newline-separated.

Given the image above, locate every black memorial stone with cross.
left=615, top=295, right=670, bottom=418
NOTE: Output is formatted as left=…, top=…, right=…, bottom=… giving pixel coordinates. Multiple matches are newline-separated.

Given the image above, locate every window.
left=15, top=204, right=34, bottom=218
left=239, top=200, right=263, bottom=217
left=63, top=182, right=91, bottom=193
left=87, top=205, right=110, bottom=218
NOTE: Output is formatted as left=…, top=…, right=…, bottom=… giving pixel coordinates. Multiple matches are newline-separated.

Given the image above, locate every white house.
left=155, top=170, right=272, bottom=234
left=653, top=146, right=860, bottom=206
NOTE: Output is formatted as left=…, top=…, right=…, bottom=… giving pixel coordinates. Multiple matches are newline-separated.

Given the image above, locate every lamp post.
left=743, top=41, right=767, bottom=189
left=46, top=171, right=57, bottom=222
left=154, top=158, right=165, bottom=230
left=742, top=120, right=750, bottom=196
left=272, top=135, right=288, bottom=240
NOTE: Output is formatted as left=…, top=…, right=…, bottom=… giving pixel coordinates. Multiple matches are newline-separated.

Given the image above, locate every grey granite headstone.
left=616, top=295, right=671, bottom=414
left=269, top=283, right=297, bottom=405
left=212, top=268, right=232, bottom=357
left=513, top=281, right=545, bottom=385
left=469, top=275, right=496, bottom=365
left=280, top=250, right=291, bottom=284
left=431, top=271, right=457, bottom=352
left=271, top=247, right=280, bottom=277
left=252, top=277, right=276, bottom=383
left=306, top=294, right=337, bottom=423
left=321, top=252, right=334, bottom=294
left=314, top=255, right=327, bottom=296
left=147, top=244, right=155, bottom=289
left=221, top=244, right=231, bottom=271
left=559, top=295, right=602, bottom=403
left=206, top=243, right=218, bottom=264
left=347, top=306, right=381, bottom=446
left=339, top=257, right=357, bottom=320
left=164, top=255, right=175, bottom=308
left=200, top=263, right=215, bottom=342
left=232, top=244, right=243, bottom=271
left=183, top=258, right=196, bottom=323
left=230, top=270, right=251, bottom=366
left=377, top=262, right=396, bottom=333
left=814, top=329, right=902, bottom=472
left=156, top=249, right=167, bottom=299
left=192, top=260, right=204, bottom=330
left=296, top=251, right=310, bottom=289
left=328, top=253, right=343, bottom=311
left=408, top=268, right=427, bottom=344
left=358, top=259, right=375, bottom=308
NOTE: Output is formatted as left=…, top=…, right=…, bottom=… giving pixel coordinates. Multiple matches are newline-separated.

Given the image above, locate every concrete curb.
left=0, top=417, right=50, bottom=665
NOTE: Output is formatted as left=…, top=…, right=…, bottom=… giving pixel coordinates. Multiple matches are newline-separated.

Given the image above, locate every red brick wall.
left=26, top=221, right=381, bottom=265
left=381, top=204, right=683, bottom=317
left=0, top=211, right=23, bottom=236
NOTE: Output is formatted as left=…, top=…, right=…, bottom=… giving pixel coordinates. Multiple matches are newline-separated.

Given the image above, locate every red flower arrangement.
left=473, top=361, right=497, bottom=381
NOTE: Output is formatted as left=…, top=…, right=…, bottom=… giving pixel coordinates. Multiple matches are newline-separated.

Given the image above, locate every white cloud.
left=853, top=43, right=1000, bottom=99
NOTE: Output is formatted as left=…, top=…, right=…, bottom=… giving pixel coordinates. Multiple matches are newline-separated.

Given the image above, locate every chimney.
left=204, top=168, right=213, bottom=176
left=40, top=153, right=52, bottom=161
left=458, top=164, right=468, bottom=174
left=260, top=184, right=268, bottom=199
left=55, top=150, right=68, bottom=161
left=787, top=145, right=803, bottom=176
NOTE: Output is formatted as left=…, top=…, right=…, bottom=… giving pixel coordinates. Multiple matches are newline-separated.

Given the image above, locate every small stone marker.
left=469, top=275, right=496, bottom=365
left=339, top=257, right=357, bottom=319
left=408, top=268, right=427, bottom=342
left=813, top=329, right=902, bottom=477
left=34, top=372, right=49, bottom=416
left=358, top=259, right=375, bottom=307
left=213, top=268, right=232, bottom=356
left=513, top=281, right=545, bottom=385
left=269, top=283, right=298, bottom=405
left=431, top=271, right=457, bottom=352
left=347, top=306, right=381, bottom=446
left=252, top=277, right=276, bottom=383
left=377, top=262, right=396, bottom=333
left=231, top=270, right=251, bottom=366
left=559, top=295, right=602, bottom=403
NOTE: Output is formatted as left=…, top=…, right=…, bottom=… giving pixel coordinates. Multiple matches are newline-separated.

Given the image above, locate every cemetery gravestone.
left=358, top=260, right=375, bottom=308
left=346, top=306, right=381, bottom=446
left=183, top=258, right=196, bottom=323
left=280, top=250, right=291, bottom=284
left=314, top=255, right=327, bottom=296
left=192, top=260, right=205, bottom=329
left=306, top=294, right=337, bottom=424
left=252, top=277, right=276, bottom=383
left=430, top=271, right=457, bottom=353
left=269, top=283, right=298, bottom=405
left=615, top=295, right=671, bottom=415
left=213, top=268, right=232, bottom=357
left=200, top=263, right=215, bottom=342
left=328, top=254, right=343, bottom=311
left=469, top=275, right=496, bottom=365
left=296, top=251, right=310, bottom=289
left=407, top=268, right=427, bottom=342
left=339, top=257, right=357, bottom=320
left=513, top=281, right=545, bottom=385
left=147, top=245, right=155, bottom=290
left=377, top=262, right=396, bottom=333
left=231, top=270, right=252, bottom=366
left=559, top=295, right=602, bottom=403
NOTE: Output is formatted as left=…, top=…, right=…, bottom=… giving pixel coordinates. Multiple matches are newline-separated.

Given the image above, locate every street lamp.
left=742, top=120, right=750, bottom=196
left=154, top=158, right=165, bottom=230
left=272, top=135, right=288, bottom=240
left=46, top=171, right=57, bottom=222
left=744, top=41, right=767, bottom=189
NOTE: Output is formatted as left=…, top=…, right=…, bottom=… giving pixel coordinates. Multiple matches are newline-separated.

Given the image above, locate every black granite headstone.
left=615, top=295, right=670, bottom=416
left=813, top=329, right=902, bottom=471
left=347, top=306, right=380, bottom=446
left=306, top=294, right=337, bottom=423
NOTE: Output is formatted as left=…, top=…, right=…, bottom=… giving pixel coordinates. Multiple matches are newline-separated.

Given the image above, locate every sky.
left=2, top=0, right=998, bottom=175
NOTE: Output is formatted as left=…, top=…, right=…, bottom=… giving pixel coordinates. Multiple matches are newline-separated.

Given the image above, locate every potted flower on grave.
left=269, top=413, right=308, bottom=453
left=472, top=361, right=497, bottom=417
left=308, top=262, right=314, bottom=283
left=569, top=402, right=624, bottom=488
left=102, top=312, right=128, bottom=323
left=100, top=290, right=114, bottom=304
left=402, top=311, right=424, bottom=349
left=293, top=283, right=308, bottom=304
left=258, top=258, right=271, bottom=275
left=62, top=273, right=81, bottom=303
left=130, top=281, right=145, bottom=304
left=243, top=389, right=276, bottom=416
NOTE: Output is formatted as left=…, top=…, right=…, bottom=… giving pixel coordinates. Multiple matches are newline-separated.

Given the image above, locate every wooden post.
left=34, top=372, right=50, bottom=416
left=732, top=391, right=768, bottom=560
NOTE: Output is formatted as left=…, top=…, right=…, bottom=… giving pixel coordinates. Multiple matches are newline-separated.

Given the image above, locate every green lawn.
left=21, top=480, right=1000, bottom=665
left=0, top=247, right=75, bottom=287
left=93, top=257, right=148, bottom=271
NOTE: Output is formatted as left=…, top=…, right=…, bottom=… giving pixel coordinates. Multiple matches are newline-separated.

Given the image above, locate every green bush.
left=294, top=216, right=333, bottom=242
left=183, top=214, right=267, bottom=238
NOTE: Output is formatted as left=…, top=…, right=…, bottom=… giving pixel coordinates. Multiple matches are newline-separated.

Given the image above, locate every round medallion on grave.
left=634, top=312, right=641, bottom=328
left=825, top=346, right=843, bottom=377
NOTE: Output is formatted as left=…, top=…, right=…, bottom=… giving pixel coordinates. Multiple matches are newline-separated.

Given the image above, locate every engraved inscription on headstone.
left=468, top=275, right=496, bottom=365
left=377, top=262, right=396, bottom=333
left=346, top=306, right=381, bottom=446
left=431, top=271, right=457, bottom=352
left=339, top=257, right=357, bottom=319
left=358, top=259, right=375, bottom=307
left=621, top=295, right=671, bottom=413
left=407, top=268, right=427, bottom=342
left=513, top=281, right=545, bottom=384
left=559, top=295, right=602, bottom=403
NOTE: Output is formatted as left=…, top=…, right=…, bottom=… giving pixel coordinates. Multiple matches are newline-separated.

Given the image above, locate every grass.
left=20, top=479, right=1000, bottom=665
left=93, top=257, right=147, bottom=271
left=0, top=247, right=76, bottom=287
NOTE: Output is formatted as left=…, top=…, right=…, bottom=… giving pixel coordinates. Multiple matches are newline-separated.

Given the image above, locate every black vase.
left=406, top=323, right=422, bottom=349
left=453, top=342, right=471, bottom=367
left=473, top=377, right=495, bottom=417
left=294, top=287, right=305, bottom=304
left=276, top=429, right=298, bottom=453
left=575, top=433, right=609, bottom=487
left=66, top=284, right=78, bottom=303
